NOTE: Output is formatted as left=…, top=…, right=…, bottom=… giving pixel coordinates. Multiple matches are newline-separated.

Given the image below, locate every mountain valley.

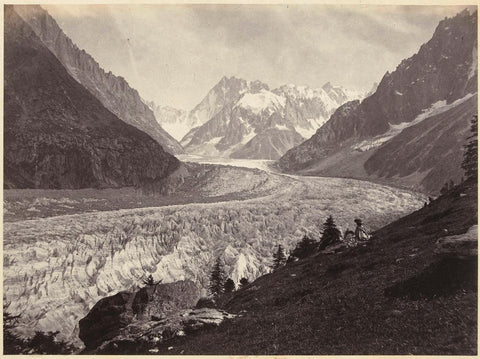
left=3, top=4, right=477, bottom=356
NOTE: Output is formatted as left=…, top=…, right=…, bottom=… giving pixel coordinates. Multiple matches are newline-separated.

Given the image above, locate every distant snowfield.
left=178, top=154, right=276, bottom=172
left=4, top=161, right=426, bottom=348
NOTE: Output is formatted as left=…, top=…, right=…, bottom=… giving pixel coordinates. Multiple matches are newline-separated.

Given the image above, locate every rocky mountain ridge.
left=4, top=6, right=180, bottom=189
left=181, top=76, right=366, bottom=159
left=13, top=5, right=183, bottom=154
left=279, top=9, right=477, bottom=193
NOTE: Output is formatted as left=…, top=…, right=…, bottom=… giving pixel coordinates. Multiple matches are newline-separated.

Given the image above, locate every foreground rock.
left=79, top=280, right=202, bottom=351
left=435, top=225, right=477, bottom=258
left=91, top=308, right=236, bottom=354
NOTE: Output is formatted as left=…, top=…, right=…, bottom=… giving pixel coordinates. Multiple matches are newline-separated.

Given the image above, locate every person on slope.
left=354, top=218, right=370, bottom=242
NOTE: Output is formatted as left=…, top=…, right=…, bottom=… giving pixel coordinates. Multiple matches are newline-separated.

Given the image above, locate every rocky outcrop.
left=4, top=6, right=179, bottom=189
left=279, top=9, right=477, bottom=194
left=79, top=280, right=201, bottom=349
left=78, top=280, right=208, bottom=351
left=13, top=5, right=183, bottom=154
left=435, top=225, right=477, bottom=258
left=89, top=308, right=235, bottom=354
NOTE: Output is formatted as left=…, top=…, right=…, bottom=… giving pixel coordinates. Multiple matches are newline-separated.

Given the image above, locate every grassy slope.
left=156, top=179, right=477, bottom=355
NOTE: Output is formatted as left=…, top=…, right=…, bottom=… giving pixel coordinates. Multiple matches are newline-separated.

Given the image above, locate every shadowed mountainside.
left=279, top=9, right=477, bottom=194
left=4, top=6, right=179, bottom=189
left=13, top=5, right=183, bottom=154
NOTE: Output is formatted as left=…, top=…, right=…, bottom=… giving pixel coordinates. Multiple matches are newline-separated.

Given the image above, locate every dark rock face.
left=279, top=10, right=477, bottom=193
left=78, top=291, right=135, bottom=350
left=4, top=6, right=179, bottom=189
left=13, top=5, right=183, bottom=154
left=132, top=280, right=202, bottom=321
left=78, top=280, right=201, bottom=350
left=86, top=308, right=236, bottom=354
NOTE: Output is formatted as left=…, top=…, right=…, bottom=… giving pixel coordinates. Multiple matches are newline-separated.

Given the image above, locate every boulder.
left=435, top=225, right=477, bottom=259
left=78, top=291, right=135, bottom=350
left=90, top=308, right=236, bottom=354
left=79, top=280, right=202, bottom=350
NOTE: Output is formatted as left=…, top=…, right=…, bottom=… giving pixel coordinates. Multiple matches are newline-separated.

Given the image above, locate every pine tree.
left=239, top=277, right=249, bottom=289
left=272, top=244, right=287, bottom=270
left=224, top=278, right=235, bottom=293
left=462, top=115, right=478, bottom=180
left=209, top=257, right=226, bottom=297
left=318, top=215, right=341, bottom=250
left=143, top=274, right=155, bottom=286
left=288, top=235, right=317, bottom=261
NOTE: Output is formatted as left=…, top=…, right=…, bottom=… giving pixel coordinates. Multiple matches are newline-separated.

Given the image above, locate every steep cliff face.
left=13, top=5, right=183, bottom=154
left=279, top=9, right=477, bottom=193
left=182, top=77, right=365, bottom=159
left=4, top=6, right=180, bottom=189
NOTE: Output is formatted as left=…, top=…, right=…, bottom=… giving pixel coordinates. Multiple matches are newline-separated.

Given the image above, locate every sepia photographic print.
left=2, top=1, right=478, bottom=355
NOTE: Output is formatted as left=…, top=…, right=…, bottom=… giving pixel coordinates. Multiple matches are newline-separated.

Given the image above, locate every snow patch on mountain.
left=274, top=124, right=290, bottom=131
left=468, top=45, right=477, bottom=80
left=352, top=92, right=476, bottom=152
left=294, top=117, right=329, bottom=139
left=236, top=89, right=286, bottom=114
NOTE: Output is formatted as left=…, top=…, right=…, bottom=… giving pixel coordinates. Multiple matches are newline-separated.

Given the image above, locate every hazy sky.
left=44, top=4, right=473, bottom=110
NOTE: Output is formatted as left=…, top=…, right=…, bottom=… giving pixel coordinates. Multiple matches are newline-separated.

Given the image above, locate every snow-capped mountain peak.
left=181, top=77, right=368, bottom=160
left=235, top=89, right=286, bottom=115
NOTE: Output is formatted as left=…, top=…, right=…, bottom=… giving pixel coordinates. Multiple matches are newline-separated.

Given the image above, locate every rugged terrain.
left=181, top=77, right=366, bottom=159
left=3, top=159, right=425, bottom=347
left=138, top=179, right=476, bottom=356
left=14, top=5, right=183, bottom=154
left=4, top=6, right=179, bottom=189
left=279, top=9, right=477, bottom=194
